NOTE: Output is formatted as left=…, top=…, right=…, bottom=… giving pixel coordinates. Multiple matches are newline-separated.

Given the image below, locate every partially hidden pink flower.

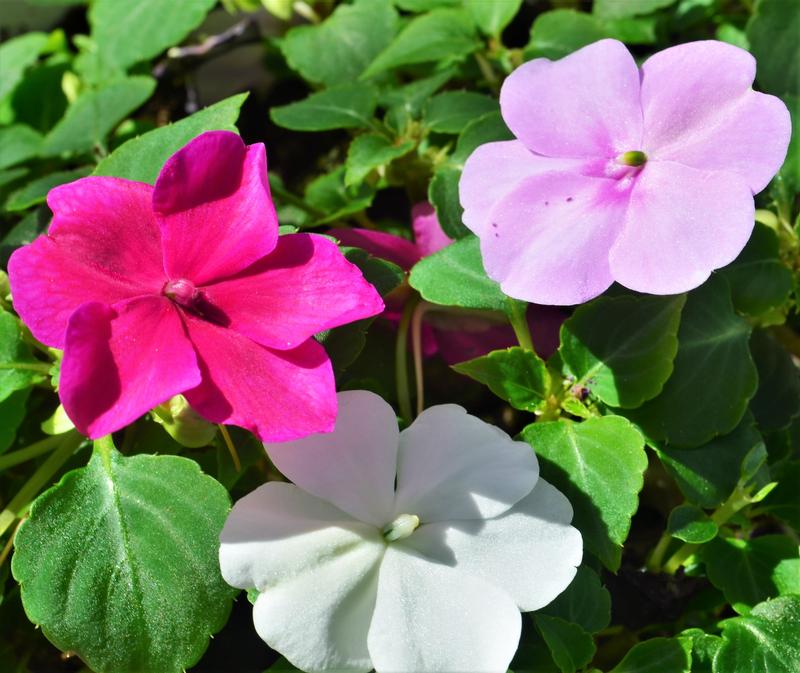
left=8, top=131, right=384, bottom=441
left=460, top=39, right=791, bottom=305
left=330, top=203, right=564, bottom=363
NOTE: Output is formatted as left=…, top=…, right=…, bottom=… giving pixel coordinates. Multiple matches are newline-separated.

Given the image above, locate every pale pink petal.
left=60, top=297, right=200, bottom=439
left=154, top=131, right=278, bottom=285
left=328, top=227, right=420, bottom=270
left=200, top=233, right=383, bottom=350
left=500, top=40, right=642, bottom=159
left=182, top=316, right=336, bottom=442
left=484, top=171, right=626, bottom=305
left=609, top=161, right=754, bottom=294
left=459, top=140, right=581, bottom=238
left=641, top=41, right=791, bottom=193
left=8, top=178, right=165, bottom=348
left=411, top=202, right=452, bottom=257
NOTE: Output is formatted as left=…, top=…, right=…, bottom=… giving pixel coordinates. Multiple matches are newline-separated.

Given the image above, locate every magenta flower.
left=8, top=131, right=383, bottom=441
left=460, top=40, right=791, bottom=305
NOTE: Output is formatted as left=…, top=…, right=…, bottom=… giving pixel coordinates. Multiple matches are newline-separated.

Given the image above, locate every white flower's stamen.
left=382, top=513, right=420, bottom=542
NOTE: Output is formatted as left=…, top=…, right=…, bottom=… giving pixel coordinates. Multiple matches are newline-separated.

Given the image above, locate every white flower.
left=219, top=390, right=583, bottom=673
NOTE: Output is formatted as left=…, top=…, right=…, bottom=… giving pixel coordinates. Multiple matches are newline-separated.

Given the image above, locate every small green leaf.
left=607, top=637, right=691, bottom=673
left=624, top=276, right=757, bottom=447
left=520, top=416, right=647, bottom=570
left=594, top=0, right=677, bottom=19
left=305, top=166, right=375, bottom=222
left=465, top=0, right=522, bottom=36
left=748, top=330, right=800, bottom=432
left=5, top=167, right=92, bottom=212
left=12, top=443, right=235, bottom=673
left=680, top=628, right=721, bottom=673
left=533, top=614, right=596, bottom=673
left=345, top=133, right=415, bottom=187
left=540, top=565, right=611, bottom=633
left=0, top=308, right=42, bottom=403
left=0, top=33, right=48, bottom=101
left=452, top=111, right=513, bottom=164
left=0, top=125, right=43, bottom=170
left=280, top=0, right=398, bottom=86
left=559, top=294, right=685, bottom=409
left=409, top=236, right=509, bottom=312
left=271, top=84, right=378, bottom=132
left=94, top=93, right=247, bottom=182
left=363, top=8, right=481, bottom=77
left=667, top=504, right=718, bottom=544
left=715, top=595, right=800, bottom=673
left=428, top=165, right=469, bottom=239
left=747, top=0, right=800, bottom=96
left=452, top=347, right=550, bottom=412
left=422, top=91, right=498, bottom=134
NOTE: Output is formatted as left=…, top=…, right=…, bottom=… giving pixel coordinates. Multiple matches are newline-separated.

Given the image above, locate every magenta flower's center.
left=616, top=150, right=647, bottom=167
left=163, top=278, right=199, bottom=309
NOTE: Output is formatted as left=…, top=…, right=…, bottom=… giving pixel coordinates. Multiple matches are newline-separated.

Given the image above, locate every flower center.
left=382, top=513, right=420, bottom=542
left=163, top=278, right=199, bottom=309
left=616, top=150, right=647, bottom=167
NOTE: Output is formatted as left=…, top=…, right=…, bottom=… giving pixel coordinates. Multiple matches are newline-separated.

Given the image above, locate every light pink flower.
left=9, top=131, right=383, bottom=441
left=331, top=203, right=564, bottom=363
left=460, top=40, right=791, bottom=305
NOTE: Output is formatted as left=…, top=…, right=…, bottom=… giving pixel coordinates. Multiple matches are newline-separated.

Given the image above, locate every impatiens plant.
left=0, top=1, right=798, bottom=673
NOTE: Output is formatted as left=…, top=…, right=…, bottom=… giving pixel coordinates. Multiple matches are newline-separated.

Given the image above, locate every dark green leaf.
left=271, top=84, right=378, bottom=132
left=465, top=0, right=522, bottom=36
left=747, top=0, right=800, bottom=96
left=667, top=504, right=718, bottom=543
left=761, top=461, right=800, bottom=530
left=305, top=166, right=375, bottom=222
left=452, top=111, right=513, bottom=164
left=540, top=565, right=611, bottom=633
left=520, top=416, right=647, bottom=570
left=345, top=133, right=415, bottom=187
left=11, top=444, right=234, bottom=673
left=0, top=33, right=48, bottom=101
left=680, top=628, right=721, bottom=673
left=452, top=347, right=550, bottom=412
left=422, top=91, right=498, bottom=134
left=525, top=9, right=612, bottom=60
left=0, top=309, right=42, bottom=403
left=559, top=294, right=685, bottom=409
left=0, top=125, right=43, bottom=170
left=624, top=276, right=757, bottom=447
left=393, top=0, right=460, bottom=10
left=533, top=614, right=596, bottom=673
left=594, top=0, right=677, bottom=19
left=0, top=389, right=30, bottom=452
left=428, top=166, right=468, bottom=238
left=607, top=637, right=690, bottom=673
left=748, top=330, right=800, bottom=432
left=94, top=93, right=247, bottom=182
left=5, top=167, right=92, bottom=212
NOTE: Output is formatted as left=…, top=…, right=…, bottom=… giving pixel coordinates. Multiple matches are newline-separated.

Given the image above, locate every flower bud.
left=152, top=394, right=217, bottom=448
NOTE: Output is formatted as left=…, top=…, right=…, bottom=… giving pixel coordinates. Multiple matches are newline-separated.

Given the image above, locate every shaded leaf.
left=271, top=84, right=378, bottom=132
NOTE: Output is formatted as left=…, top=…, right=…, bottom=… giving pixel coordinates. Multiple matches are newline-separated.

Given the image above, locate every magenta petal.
left=182, top=316, right=336, bottom=442
left=328, top=227, right=421, bottom=270
left=154, top=131, right=278, bottom=285
left=8, top=177, right=165, bottom=348
left=610, top=161, right=754, bottom=294
left=500, top=40, right=642, bottom=159
left=459, top=140, right=581, bottom=238
left=412, top=202, right=452, bottom=257
left=200, top=233, right=384, bottom=350
left=60, top=297, right=200, bottom=439
left=641, top=41, right=791, bottom=193
left=485, top=171, right=626, bottom=305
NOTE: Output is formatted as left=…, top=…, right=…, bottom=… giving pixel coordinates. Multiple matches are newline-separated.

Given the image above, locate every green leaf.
left=533, top=614, right=596, bottom=673
left=715, top=595, right=800, bottom=673
left=363, top=8, right=481, bottom=77
left=540, top=565, right=611, bottom=633
left=94, top=93, right=247, bottom=182
left=702, top=536, right=799, bottom=613
left=86, top=0, right=217, bottom=74
left=452, top=347, right=550, bottom=412
left=11, top=444, right=235, bottom=673
left=5, top=57, right=69, bottom=133
left=0, top=33, right=48, bottom=102
left=761, top=461, right=800, bottom=530
left=559, top=294, right=685, bottom=409
left=719, top=224, right=793, bottom=319
left=607, top=637, right=691, bottom=673
left=0, top=308, right=42, bottom=403
left=428, top=165, right=469, bottom=238
left=305, top=166, right=376, bottom=222
left=748, top=330, right=800, bottom=432
left=656, top=414, right=762, bottom=508
left=594, top=0, right=677, bottom=19
left=520, top=416, right=647, bottom=570
left=680, top=628, right=721, bottom=673
left=410, top=236, right=510, bottom=312
left=452, top=111, right=513, bottom=164
left=667, top=504, right=718, bottom=544
left=271, top=84, right=378, bottom=132
left=381, top=67, right=456, bottom=121
left=5, top=167, right=92, bottom=212
left=0, top=389, right=30, bottom=452
left=280, top=0, right=398, bottom=86
left=747, top=0, right=800, bottom=96
left=0, top=125, right=43, bottom=170
left=393, top=0, right=460, bottom=10
left=422, top=91, right=498, bottom=134
left=525, top=9, right=612, bottom=60
left=465, top=0, right=522, bottom=36
left=345, top=133, right=415, bottom=187
left=624, top=276, right=758, bottom=447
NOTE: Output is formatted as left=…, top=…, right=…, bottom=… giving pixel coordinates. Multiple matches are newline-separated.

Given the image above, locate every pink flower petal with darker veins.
left=183, top=315, right=336, bottom=442
left=59, top=297, right=200, bottom=439
left=609, top=161, right=754, bottom=295
left=200, top=233, right=384, bottom=350
left=500, top=40, right=642, bottom=159
left=329, top=227, right=421, bottom=270
left=8, top=178, right=165, bottom=349
left=640, top=41, right=791, bottom=193
left=154, top=131, right=278, bottom=285
left=411, top=202, right=453, bottom=257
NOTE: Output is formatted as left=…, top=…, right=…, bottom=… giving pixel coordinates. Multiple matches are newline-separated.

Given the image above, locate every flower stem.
left=0, top=435, right=64, bottom=472
left=646, top=530, right=674, bottom=573
left=411, top=301, right=432, bottom=416
left=395, top=296, right=419, bottom=424
left=218, top=425, right=241, bottom=472
left=507, top=301, right=535, bottom=354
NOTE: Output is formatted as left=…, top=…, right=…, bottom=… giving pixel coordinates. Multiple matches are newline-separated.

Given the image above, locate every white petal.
left=219, top=482, right=381, bottom=591
left=264, top=390, right=400, bottom=527
left=368, top=546, right=521, bottom=673
left=393, top=404, right=538, bottom=522
left=406, top=479, right=583, bottom=612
